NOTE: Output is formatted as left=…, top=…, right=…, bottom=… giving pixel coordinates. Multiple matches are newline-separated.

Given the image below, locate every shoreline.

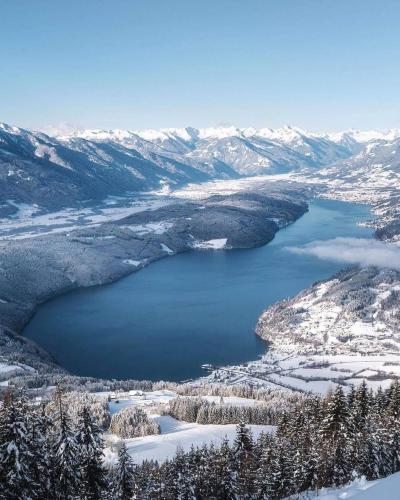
left=0, top=188, right=308, bottom=376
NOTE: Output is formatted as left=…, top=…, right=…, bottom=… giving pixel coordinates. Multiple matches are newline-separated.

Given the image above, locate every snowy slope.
left=105, top=416, right=273, bottom=464
left=299, top=135, right=400, bottom=230
left=297, top=472, right=400, bottom=499
left=256, top=267, right=400, bottom=356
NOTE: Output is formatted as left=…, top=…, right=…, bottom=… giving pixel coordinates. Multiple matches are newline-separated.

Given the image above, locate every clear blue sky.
left=1, top=0, right=400, bottom=131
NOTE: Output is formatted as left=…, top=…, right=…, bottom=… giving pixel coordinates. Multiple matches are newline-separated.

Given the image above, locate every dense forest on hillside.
left=1, top=381, right=400, bottom=499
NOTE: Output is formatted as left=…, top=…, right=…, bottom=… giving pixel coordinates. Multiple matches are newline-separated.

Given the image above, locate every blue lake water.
left=24, top=199, right=373, bottom=381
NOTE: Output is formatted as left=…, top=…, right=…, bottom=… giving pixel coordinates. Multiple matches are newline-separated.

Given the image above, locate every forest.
left=1, top=380, right=400, bottom=499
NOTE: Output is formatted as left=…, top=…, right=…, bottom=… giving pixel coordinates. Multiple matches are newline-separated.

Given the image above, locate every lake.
left=24, top=199, right=373, bottom=381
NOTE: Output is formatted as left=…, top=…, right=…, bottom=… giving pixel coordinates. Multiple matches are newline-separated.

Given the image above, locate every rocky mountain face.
left=1, top=122, right=380, bottom=215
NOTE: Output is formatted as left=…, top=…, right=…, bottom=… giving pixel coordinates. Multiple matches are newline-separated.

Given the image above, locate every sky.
left=1, top=0, right=400, bottom=132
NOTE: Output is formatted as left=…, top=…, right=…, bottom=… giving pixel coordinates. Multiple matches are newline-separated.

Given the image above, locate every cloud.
left=287, top=237, right=400, bottom=270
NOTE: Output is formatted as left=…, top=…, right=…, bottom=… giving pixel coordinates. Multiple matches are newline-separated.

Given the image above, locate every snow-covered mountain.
left=68, top=125, right=359, bottom=176
left=256, top=267, right=400, bottom=356
left=0, top=123, right=213, bottom=214
left=301, top=134, right=400, bottom=230
left=2, top=120, right=400, bottom=214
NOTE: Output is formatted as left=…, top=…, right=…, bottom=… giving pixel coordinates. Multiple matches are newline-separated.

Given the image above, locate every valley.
left=22, top=198, right=371, bottom=381
left=1, top=122, right=400, bottom=393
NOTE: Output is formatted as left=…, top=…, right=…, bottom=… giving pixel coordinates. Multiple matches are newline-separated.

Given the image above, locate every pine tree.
left=385, top=380, right=400, bottom=473
left=51, top=387, right=81, bottom=499
left=214, top=437, right=235, bottom=499
left=113, top=442, right=135, bottom=499
left=0, top=391, right=37, bottom=500
left=233, top=423, right=255, bottom=498
left=254, top=439, right=274, bottom=499
left=168, top=446, right=194, bottom=499
left=76, top=405, right=107, bottom=500
left=27, top=402, right=54, bottom=499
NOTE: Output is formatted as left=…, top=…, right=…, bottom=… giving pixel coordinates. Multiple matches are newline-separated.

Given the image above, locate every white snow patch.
left=192, top=238, right=227, bottom=249
left=297, top=472, right=400, bottom=499
left=123, top=259, right=142, bottom=267
left=160, top=243, right=174, bottom=254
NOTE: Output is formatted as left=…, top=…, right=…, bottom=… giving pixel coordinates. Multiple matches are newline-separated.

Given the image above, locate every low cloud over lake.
left=287, top=237, right=400, bottom=270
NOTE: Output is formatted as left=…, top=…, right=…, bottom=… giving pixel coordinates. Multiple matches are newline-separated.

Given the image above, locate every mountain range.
left=1, top=122, right=400, bottom=215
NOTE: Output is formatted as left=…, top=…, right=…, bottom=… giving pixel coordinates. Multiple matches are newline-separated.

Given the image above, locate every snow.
left=160, top=243, right=174, bottom=254
left=106, top=390, right=177, bottom=415
left=120, top=221, right=173, bottom=235
left=297, top=472, right=400, bottom=499
left=197, top=126, right=241, bottom=140
left=34, top=143, right=72, bottom=170
left=99, top=390, right=274, bottom=464
left=0, top=363, right=22, bottom=374
left=54, top=123, right=400, bottom=148
left=123, top=259, right=142, bottom=267
left=169, top=174, right=293, bottom=200
left=0, top=361, right=36, bottom=382
left=0, top=195, right=168, bottom=240
left=192, top=238, right=227, bottom=249
left=205, top=352, right=400, bottom=394
left=105, top=416, right=274, bottom=464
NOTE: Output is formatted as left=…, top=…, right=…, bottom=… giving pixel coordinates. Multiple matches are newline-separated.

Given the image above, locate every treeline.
left=10, top=373, right=306, bottom=414
left=167, top=397, right=278, bottom=425
left=3, top=381, right=400, bottom=498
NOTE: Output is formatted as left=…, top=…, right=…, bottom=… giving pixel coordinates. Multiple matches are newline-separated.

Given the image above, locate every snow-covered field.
left=206, top=352, right=400, bottom=394
left=105, top=415, right=272, bottom=464
left=0, top=195, right=169, bottom=240
left=170, top=174, right=295, bottom=200
left=99, top=390, right=274, bottom=464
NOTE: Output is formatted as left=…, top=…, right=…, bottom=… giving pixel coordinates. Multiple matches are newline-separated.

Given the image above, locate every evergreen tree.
left=385, top=380, right=400, bottom=473
left=51, top=387, right=81, bottom=499
left=76, top=405, right=107, bottom=500
left=0, top=391, right=37, bottom=500
left=113, top=442, right=135, bottom=499
left=214, top=437, right=235, bottom=499
left=27, top=402, right=54, bottom=499
left=233, top=423, right=255, bottom=498
left=318, top=386, right=353, bottom=487
left=254, top=439, right=274, bottom=499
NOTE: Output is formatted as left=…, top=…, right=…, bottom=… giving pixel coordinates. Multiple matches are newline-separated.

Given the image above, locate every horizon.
left=3, top=119, right=400, bottom=138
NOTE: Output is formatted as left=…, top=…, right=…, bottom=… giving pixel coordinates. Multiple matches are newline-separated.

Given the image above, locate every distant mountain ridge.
left=1, top=121, right=400, bottom=215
